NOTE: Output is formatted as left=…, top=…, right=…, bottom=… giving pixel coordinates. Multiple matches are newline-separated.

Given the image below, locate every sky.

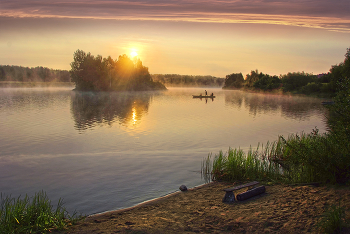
left=1, top=0, right=350, bottom=77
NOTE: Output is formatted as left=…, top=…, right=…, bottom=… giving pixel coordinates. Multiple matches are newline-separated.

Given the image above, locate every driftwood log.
left=222, top=181, right=259, bottom=203
left=236, top=186, right=266, bottom=201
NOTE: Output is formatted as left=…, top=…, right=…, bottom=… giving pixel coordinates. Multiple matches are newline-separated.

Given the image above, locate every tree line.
left=70, top=50, right=166, bottom=91
left=0, top=65, right=71, bottom=83
left=223, top=48, right=350, bottom=96
left=151, top=74, right=225, bottom=87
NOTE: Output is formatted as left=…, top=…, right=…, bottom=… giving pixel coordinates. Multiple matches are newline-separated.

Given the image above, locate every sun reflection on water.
left=132, top=106, right=137, bottom=125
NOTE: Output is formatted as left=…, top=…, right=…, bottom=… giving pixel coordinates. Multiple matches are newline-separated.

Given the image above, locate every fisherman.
left=210, top=92, right=214, bottom=97
left=205, top=90, right=207, bottom=95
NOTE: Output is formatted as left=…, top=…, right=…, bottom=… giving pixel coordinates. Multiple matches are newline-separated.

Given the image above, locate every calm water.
left=0, top=87, right=328, bottom=215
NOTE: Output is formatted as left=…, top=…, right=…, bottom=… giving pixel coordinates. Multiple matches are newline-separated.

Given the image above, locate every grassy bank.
left=0, top=191, right=82, bottom=234
left=202, top=128, right=350, bottom=185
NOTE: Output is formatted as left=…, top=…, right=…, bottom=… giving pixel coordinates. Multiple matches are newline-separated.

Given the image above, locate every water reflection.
left=0, top=88, right=71, bottom=111
left=71, top=91, right=155, bottom=131
left=193, top=97, right=215, bottom=104
left=225, top=91, right=325, bottom=120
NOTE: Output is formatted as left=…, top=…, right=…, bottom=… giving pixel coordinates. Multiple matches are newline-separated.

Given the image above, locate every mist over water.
left=0, top=87, right=328, bottom=215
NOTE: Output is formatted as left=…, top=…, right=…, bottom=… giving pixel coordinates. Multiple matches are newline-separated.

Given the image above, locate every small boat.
left=192, top=95, right=215, bottom=98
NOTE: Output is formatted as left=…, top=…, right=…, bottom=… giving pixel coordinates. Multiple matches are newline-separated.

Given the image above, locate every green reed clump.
left=202, top=145, right=283, bottom=183
left=317, top=203, right=347, bottom=234
left=0, top=191, right=82, bottom=234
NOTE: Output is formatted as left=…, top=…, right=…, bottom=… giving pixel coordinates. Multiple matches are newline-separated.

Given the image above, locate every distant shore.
left=0, top=81, right=75, bottom=88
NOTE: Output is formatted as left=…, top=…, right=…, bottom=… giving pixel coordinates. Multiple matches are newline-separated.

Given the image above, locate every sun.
left=130, top=50, right=138, bottom=58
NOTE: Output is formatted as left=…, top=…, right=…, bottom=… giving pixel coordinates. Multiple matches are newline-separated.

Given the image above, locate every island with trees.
left=70, top=50, right=166, bottom=91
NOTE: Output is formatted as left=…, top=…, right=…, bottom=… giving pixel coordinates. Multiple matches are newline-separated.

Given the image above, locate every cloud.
left=1, top=0, right=350, bottom=32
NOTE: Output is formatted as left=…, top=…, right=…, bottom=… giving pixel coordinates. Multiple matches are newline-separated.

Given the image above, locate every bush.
left=277, top=129, right=350, bottom=184
left=320, top=83, right=333, bottom=93
left=299, top=82, right=321, bottom=94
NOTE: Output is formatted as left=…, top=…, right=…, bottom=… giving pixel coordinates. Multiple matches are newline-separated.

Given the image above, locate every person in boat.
left=210, top=93, right=214, bottom=97
left=205, top=90, right=207, bottom=95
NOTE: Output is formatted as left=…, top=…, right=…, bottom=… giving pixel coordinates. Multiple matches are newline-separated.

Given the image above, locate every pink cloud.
left=1, top=0, right=349, bottom=32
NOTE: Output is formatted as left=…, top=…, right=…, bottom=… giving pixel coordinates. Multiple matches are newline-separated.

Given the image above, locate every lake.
left=0, top=87, right=328, bottom=215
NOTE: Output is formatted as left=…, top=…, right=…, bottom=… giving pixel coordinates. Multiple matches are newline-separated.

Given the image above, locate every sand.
left=62, top=181, right=350, bottom=233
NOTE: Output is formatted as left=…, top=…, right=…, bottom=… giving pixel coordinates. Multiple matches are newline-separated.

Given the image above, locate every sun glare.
left=130, top=50, right=138, bottom=58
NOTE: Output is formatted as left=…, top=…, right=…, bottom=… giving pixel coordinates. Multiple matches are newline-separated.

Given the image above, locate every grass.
left=317, top=202, right=347, bottom=234
left=0, top=191, right=83, bottom=234
left=202, top=144, right=283, bottom=183
left=202, top=128, right=350, bottom=184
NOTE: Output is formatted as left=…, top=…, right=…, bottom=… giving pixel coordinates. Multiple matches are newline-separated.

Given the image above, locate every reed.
left=202, top=145, right=283, bottom=183
left=202, top=127, right=350, bottom=184
left=0, top=191, right=82, bottom=234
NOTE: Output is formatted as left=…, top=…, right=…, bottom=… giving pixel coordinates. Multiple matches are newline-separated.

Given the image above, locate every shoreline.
left=86, top=182, right=213, bottom=220
left=66, top=182, right=350, bottom=233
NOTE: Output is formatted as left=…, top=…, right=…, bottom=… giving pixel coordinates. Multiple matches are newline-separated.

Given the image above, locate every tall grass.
left=0, top=191, right=82, bottom=234
left=202, top=128, right=350, bottom=184
left=202, top=145, right=283, bottom=183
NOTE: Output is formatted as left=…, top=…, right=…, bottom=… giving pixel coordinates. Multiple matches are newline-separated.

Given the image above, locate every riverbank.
left=62, top=182, right=350, bottom=233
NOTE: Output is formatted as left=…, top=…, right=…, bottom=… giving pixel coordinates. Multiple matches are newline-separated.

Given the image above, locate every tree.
left=253, top=75, right=281, bottom=90
left=223, top=73, right=244, bottom=89
left=245, top=70, right=263, bottom=87
left=281, top=72, right=317, bottom=92
left=70, top=49, right=166, bottom=91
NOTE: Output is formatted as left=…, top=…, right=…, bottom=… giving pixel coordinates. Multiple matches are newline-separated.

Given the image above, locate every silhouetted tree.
left=245, top=70, right=263, bottom=87
left=223, top=73, right=244, bottom=89
left=253, top=74, right=281, bottom=90
left=70, top=49, right=166, bottom=91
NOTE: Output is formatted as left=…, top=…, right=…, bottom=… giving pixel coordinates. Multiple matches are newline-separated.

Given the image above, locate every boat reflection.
left=192, top=94, right=215, bottom=103
left=70, top=91, right=155, bottom=131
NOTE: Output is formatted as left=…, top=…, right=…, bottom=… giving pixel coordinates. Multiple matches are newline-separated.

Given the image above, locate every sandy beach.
left=62, top=181, right=350, bottom=233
